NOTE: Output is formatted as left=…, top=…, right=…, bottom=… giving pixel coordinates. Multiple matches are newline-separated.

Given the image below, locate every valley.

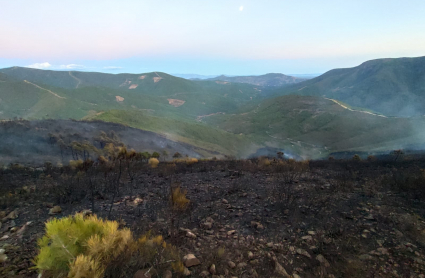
left=1, top=58, right=425, bottom=162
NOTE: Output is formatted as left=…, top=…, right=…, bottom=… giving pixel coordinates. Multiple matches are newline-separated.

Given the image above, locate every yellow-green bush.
left=171, top=187, right=190, bottom=211
left=186, top=158, right=198, bottom=165
left=258, top=157, right=271, bottom=167
left=35, top=213, right=127, bottom=276
left=69, top=159, right=83, bottom=170
left=148, top=157, right=160, bottom=168
left=34, top=213, right=183, bottom=278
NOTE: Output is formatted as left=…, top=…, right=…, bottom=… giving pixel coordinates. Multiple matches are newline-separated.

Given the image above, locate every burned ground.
left=1, top=158, right=425, bottom=277
left=0, top=120, right=211, bottom=165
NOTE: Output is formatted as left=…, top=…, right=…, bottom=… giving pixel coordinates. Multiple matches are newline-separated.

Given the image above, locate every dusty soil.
left=168, top=99, right=186, bottom=107
left=116, top=95, right=125, bottom=102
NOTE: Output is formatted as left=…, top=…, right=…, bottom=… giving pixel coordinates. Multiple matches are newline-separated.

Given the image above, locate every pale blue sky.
left=0, top=0, right=424, bottom=75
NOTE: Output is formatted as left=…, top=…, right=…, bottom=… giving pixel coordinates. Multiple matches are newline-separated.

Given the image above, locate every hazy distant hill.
left=202, top=95, right=425, bottom=158
left=173, top=73, right=219, bottom=79
left=208, top=73, right=306, bottom=87
left=275, top=57, right=425, bottom=117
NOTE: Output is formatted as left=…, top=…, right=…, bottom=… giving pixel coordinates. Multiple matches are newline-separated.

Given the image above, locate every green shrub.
left=35, top=213, right=129, bottom=277
left=34, top=213, right=183, bottom=278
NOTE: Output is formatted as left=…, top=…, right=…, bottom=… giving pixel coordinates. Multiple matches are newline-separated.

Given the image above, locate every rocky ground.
left=1, top=160, right=425, bottom=277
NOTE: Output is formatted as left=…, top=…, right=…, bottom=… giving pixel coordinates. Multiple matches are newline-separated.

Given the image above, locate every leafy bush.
left=34, top=213, right=183, bottom=278
left=352, top=154, right=361, bottom=161
left=186, top=158, right=198, bottom=165
left=35, top=213, right=125, bottom=276
left=148, top=158, right=160, bottom=168
left=171, top=187, right=190, bottom=211
left=258, top=157, right=271, bottom=167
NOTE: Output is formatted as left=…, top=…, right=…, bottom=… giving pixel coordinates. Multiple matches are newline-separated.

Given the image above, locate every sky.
left=0, top=0, right=424, bottom=75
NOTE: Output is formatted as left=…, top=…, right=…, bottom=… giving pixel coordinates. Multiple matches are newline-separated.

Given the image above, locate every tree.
left=173, top=152, right=182, bottom=159
left=152, top=151, right=160, bottom=159
left=277, top=151, right=284, bottom=160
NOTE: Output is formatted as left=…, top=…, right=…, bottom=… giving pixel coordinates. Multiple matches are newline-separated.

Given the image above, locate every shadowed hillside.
left=273, top=56, right=425, bottom=117
left=202, top=95, right=425, bottom=158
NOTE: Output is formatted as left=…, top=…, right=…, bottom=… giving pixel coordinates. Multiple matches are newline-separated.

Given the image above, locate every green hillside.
left=273, top=57, right=425, bottom=117
left=2, top=65, right=425, bottom=159
left=86, top=109, right=257, bottom=156
left=202, top=95, right=425, bottom=158
left=0, top=68, right=264, bottom=156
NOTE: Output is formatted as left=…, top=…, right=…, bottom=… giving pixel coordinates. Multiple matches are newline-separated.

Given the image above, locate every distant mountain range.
left=207, top=73, right=306, bottom=87
left=276, top=56, right=425, bottom=117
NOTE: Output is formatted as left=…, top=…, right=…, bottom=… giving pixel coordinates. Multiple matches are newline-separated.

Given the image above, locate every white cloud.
left=103, top=66, right=123, bottom=69
left=239, top=6, right=244, bottom=11
left=59, top=64, right=85, bottom=69
left=26, top=62, right=52, bottom=69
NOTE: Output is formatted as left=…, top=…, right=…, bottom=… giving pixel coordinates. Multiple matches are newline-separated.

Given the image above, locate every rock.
left=316, top=254, right=330, bottom=267
left=0, top=249, right=4, bottom=254
left=249, top=259, right=259, bottom=265
left=209, top=264, right=216, bottom=274
left=186, top=231, right=197, bottom=239
left=183, top=254, right=201, bottom=267
left=227, top=230, right=236, bottom=236
left=81, top=209, right=92, bottom=217
left=10, top=227, right=18, bottom=233
left=293, top=274, right=301, bottom=278
left=183, top=267, right=191, bottom=276
left=247, top=251, right=254, bottom=259
left=359, top=254, right=373, bottom=261
left=301, top=235, right=312, bottom=241
left=308, top=231, right=316, bottom=235
left=377, top=247, right=389, bottom=255
left=203, top=222, right=213, bottom=229
left=222, top=199, right=229, bottom=204
left=273, top=260, right=290, bottom=277
left=267, top=242, right=274, bottom=248
left=4, top=210, right=18, bottom=220
left=228, top=261, right=236, bottom=268
left=1, top=235, right=9, bottom=241
left=0, top=254, right=7, bottom=263
left=163, top=270, right=172, bottom=278
left=132, top=197, right=143, bottom=206
left=199, top=270, right=209, bottom=277
left=49, top=206, right=62, bottom=215
left=296, top=249, right=311, bottom=258
left=134, top=269, right=152, bottom=278
left=364, top=214, right=375, bottom=220
left=250, top=221, right=264, bottom=229
left=237, top=262, right=247, bottom=268
left=44, top=202, right=54, bottom=208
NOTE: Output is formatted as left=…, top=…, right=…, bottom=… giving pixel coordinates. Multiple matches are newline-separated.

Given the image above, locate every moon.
left=239, top=6, right=244, bottom=11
